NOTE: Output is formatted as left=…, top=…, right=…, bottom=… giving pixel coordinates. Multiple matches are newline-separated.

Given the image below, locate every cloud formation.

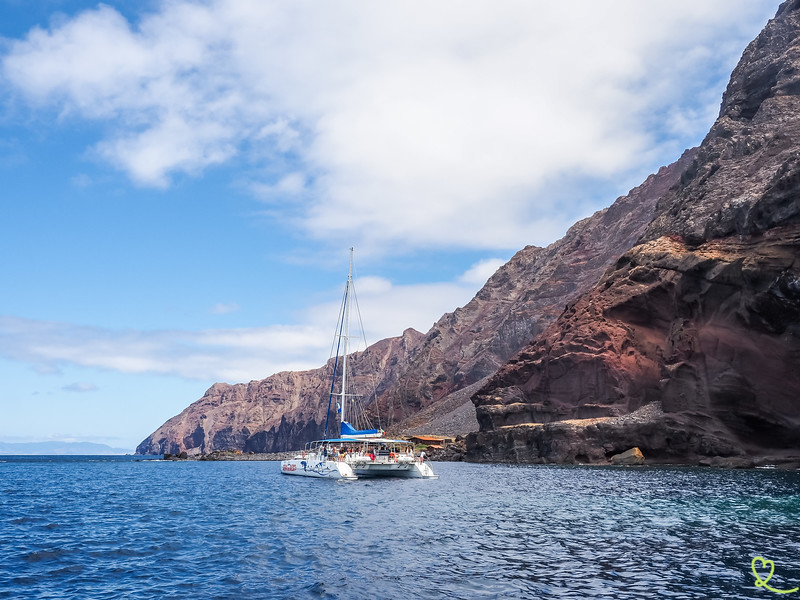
left=1, top=0, right=777, bottom=251
left=210, top=303, right=241, bottom=315
left=0, top=260, right=495, bottom=382
left=0, top=315, right=328, bottom=383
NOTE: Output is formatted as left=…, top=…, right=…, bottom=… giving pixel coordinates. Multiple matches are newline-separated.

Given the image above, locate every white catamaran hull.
left=350, top=460, right=437, bottom=478
left=280, top=444, right=438, bottom=480
left=281, top=457, right=357, bottom=480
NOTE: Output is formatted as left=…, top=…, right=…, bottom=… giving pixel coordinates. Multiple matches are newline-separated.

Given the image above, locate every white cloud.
left=304, top=259, right=508, bottom=349
left=459, top=259, right=506, bottom=285
left=96, top=115, right=239, bottom=187
left=0, top=259, right=497, bottom=383
left=250, top=171, right=308, bottom=203
left=210, top=302, right=241, bottom=315
left=1, top=0, right=779, bottom=248
left=0, top=315, right=329, bottom=383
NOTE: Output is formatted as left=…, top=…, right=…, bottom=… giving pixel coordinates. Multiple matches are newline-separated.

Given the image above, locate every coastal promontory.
left=468, top=0, right=800, bottom=466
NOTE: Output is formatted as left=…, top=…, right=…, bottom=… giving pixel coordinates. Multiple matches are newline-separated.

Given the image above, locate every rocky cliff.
left=138, top=2, right=800, bottom=461
left=469, top=0, right=800, bottom=466
left=137, top=148, right=691, bottom=455
left=136, top=328, right=424, bottom=455
left=384, top=149, right=695, bottom=425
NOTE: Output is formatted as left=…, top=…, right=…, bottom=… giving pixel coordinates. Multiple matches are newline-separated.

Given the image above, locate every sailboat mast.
left=340, top=248, right=354, bottom=428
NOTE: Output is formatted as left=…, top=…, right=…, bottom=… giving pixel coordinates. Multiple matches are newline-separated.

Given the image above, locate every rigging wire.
left=323, top=282, right=349, bottom=439
left=350, top=259, right=383, bottom=432
left=323, top=248, right=385, bottom=437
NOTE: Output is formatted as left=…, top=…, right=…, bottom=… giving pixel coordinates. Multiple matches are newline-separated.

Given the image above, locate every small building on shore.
left=407, top=435, right=455, bottom=449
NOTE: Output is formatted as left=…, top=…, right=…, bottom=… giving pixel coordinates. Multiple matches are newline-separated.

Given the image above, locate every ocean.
left=0, top=456, right=798, bottom=599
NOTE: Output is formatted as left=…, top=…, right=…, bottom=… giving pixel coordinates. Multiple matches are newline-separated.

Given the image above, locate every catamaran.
left=281, top=249, right=437, bottom=480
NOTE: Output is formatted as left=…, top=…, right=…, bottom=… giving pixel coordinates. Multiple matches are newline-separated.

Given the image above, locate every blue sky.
left=0, top=0, right=781, bottom=451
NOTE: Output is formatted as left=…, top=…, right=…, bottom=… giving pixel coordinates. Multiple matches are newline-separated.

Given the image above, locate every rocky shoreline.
left=157, top=402, right=800, bottom=469
left=465, top=401, right=800, bottom=469
left=159, top=442, right=800, bottom=469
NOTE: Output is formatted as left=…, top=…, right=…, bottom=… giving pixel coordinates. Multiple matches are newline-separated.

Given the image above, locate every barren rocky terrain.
left=469, top=0, right=800, bottom=466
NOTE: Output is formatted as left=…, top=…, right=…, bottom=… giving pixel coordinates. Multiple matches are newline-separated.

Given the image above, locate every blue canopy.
left=340, top=421, right=380, bottom=437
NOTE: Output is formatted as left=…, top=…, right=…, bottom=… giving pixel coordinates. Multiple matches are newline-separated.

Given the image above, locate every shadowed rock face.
left=469, top=0, right=800, bottom=465
left=471, top=229, right=800, bottom=462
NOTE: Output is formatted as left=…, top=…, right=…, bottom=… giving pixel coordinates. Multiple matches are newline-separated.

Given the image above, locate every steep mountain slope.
left=137, top=329, right=424, bottom=455
left=137, top=148, right=691, bottom=455
left=469, top=0, right=800, bottom=466
left=386, top=151, right=694, bottom=428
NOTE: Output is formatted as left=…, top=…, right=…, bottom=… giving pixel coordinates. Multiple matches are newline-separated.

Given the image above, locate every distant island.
left=0, top=441, right=133, bottom=455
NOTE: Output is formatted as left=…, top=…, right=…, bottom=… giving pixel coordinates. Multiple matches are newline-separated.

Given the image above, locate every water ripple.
left=0, top=458, right=798, bottom=598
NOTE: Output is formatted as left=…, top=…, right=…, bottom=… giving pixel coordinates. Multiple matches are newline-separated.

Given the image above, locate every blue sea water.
left=1, top=457, right=798, bottom=599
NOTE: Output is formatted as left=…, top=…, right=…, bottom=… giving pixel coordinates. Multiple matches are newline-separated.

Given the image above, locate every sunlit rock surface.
left=469, top=0, right=800, bottom=466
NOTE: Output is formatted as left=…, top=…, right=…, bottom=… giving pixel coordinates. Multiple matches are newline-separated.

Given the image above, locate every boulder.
left=610, top=447, right=645, bottom=466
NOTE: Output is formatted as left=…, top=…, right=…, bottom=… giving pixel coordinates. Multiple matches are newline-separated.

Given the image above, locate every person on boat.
left=419, top=450, right=426, bottom=464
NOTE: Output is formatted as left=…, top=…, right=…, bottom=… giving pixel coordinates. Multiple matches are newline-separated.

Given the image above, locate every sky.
left=0, top=0, right=782, bottom=451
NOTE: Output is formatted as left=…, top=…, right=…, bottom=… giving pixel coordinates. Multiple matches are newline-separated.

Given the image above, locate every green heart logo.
left=752, top=556, right=799, bottom=595
left=753, top=557, right=776, bottom=588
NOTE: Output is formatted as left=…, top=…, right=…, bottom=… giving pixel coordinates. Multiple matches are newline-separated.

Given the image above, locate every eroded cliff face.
left=383, top=149, right=695, bottom=424
left=136, top=328, right=424, bottom=455
left=470, top=230, right=800, bottom=463
left=137, top=150, right=690, bottom=455
left=469, top=0, right=800, bottom=465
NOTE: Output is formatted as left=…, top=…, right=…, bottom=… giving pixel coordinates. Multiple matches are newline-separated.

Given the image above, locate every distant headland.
left=0, top=441, right=133, bottom=455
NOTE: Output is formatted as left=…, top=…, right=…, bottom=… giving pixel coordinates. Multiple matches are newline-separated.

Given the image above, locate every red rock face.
left=472, top=229, right=800, bottom=459
left=469, top=0, right=800, bottom=465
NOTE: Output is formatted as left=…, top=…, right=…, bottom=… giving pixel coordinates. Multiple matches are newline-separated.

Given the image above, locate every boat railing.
left=298, top=440, right=423, bottom=465
left=338, top=450, right=416, bottom=464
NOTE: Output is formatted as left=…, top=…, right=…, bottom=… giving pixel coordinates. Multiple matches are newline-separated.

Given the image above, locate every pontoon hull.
left=280, top=457, right=357, bottom=480
left=350, top=461, right=438, bottom=478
